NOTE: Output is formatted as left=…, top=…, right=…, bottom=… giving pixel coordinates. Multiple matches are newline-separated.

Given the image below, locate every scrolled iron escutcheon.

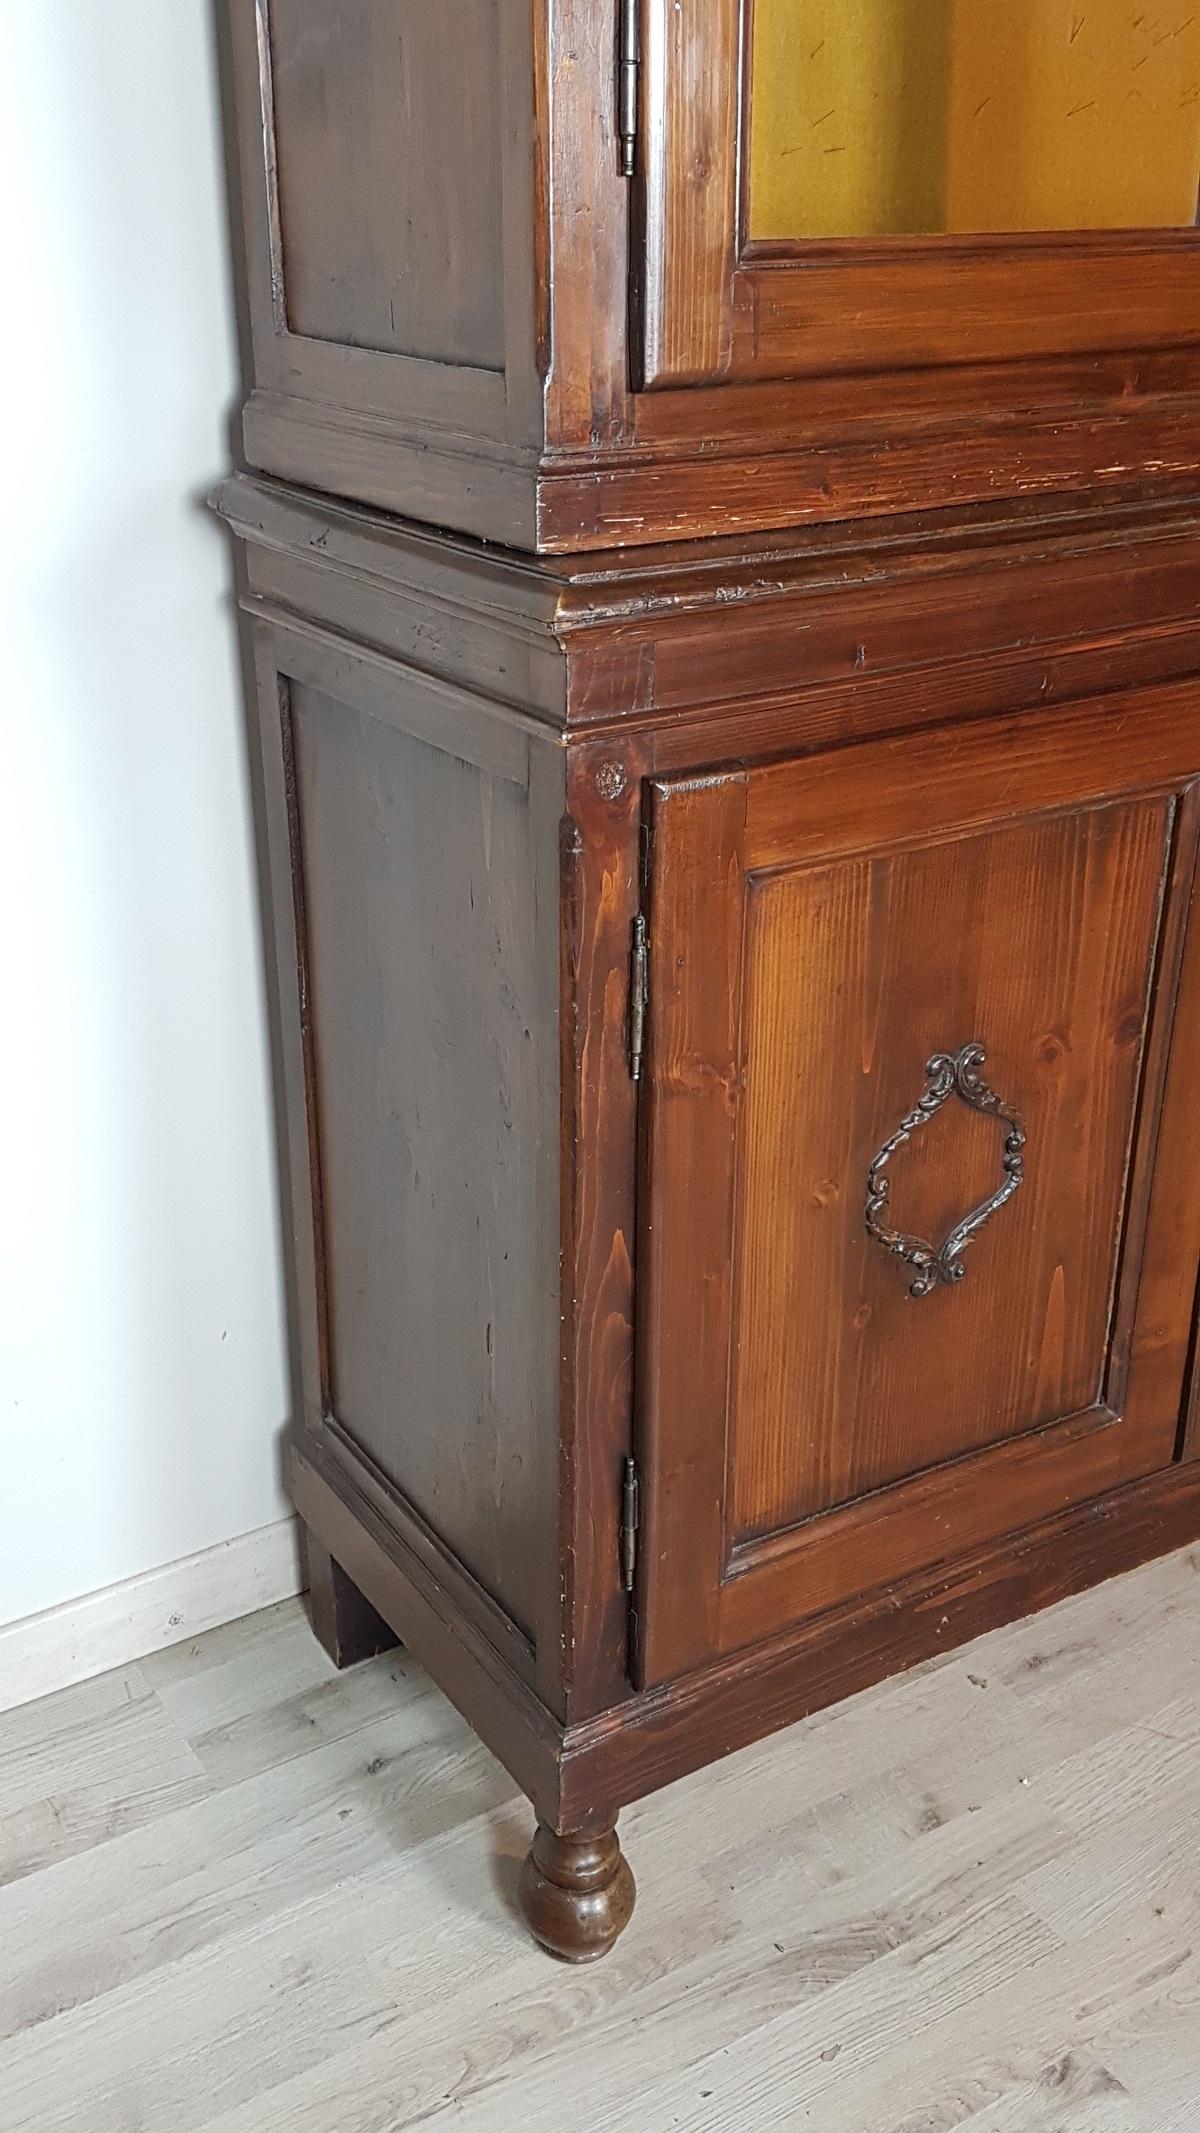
left=864, top=1043, right=1026, bottom=1299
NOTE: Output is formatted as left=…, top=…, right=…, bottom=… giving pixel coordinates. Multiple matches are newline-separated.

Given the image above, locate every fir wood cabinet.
left=217, top=3, right=1200, bottom=1961
left=226, top=0, right=1200, bottom=550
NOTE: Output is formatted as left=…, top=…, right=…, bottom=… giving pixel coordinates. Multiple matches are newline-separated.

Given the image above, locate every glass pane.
left=749, top=0, right=1200, bottom=239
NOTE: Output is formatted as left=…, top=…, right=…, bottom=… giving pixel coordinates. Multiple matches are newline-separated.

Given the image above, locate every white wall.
left=0, top=4, right=292, bottom=1630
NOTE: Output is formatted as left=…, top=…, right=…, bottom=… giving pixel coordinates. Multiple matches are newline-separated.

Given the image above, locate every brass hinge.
left=620, top=1455, right=640, bottom=1593
left=618, top=0, right=640, bottom=177
left=629, top=911, right=649, bottom=1081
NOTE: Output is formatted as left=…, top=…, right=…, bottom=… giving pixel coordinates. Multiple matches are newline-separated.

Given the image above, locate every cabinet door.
left=635, top=690, right=1200, bottom=1686
left=639, top=0, right=1200, bottom=387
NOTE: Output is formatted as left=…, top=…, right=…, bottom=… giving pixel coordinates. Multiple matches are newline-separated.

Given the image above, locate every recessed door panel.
left=635, top=689, right=1200, bottom=1686
left=730, top=800, right=1168, bottom=1542
left=269, top=0, right=506, bottom=367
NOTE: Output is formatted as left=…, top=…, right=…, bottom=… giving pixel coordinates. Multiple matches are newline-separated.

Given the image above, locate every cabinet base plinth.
left=305, top=1532, right=398, bottom=1671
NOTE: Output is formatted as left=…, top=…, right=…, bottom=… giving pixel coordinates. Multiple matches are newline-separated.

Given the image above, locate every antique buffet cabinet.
left=217, top=0, right=1200, bottom=1959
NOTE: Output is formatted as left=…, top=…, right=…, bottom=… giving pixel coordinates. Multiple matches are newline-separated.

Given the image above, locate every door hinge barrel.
left=630, top=911, right=649, bottom=1080
left=618, top=0, right=640, bottom=176
left=620, top=1455, right=640, bottom=1592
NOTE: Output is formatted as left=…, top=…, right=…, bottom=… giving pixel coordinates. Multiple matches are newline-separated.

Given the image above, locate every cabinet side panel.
left=289, top=681, right=560, bottom=1648
left=267, top=0, right=506, bottom=370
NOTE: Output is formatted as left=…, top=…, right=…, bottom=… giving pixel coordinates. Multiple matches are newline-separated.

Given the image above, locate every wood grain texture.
left=637, top=697, right=1200, bottom=1680
left=557, top=740, right=652, bottom=1718
left=219, top=476, right=1200, bottom=753
left=743, top=682, right=1200, bottom=869
left=738, top=246, right=1200, bottom=380
left=560, top=1460, right=1200, bottom=1825
left=635, top=774, right=749, bottom=1687
left=267, top=0, right=506, bottom=368
left=221, top=0, right=1200, bottom=548
left=223, top=0, right=544, bottom=544
left=287, top=679, right=560, bottom=1652
left=639, top=0, right=741, bottom=385
left=731, top=798, right=1170, bottom=1530
left=219, top=470, right=1200, bottom=1966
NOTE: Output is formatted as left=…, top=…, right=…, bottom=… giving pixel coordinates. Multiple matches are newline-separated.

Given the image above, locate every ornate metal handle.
left=865, top=1043, right=1026, bottom=1299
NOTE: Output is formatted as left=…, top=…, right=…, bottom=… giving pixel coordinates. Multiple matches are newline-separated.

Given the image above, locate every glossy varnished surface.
left=731, top=797, right=1170, bottom=1529
left=4, top=1553, right=1200, bottom=2127
left=222, top=1, right=1200, bottom=547
left=218, top=473, right=1200, bottom=1764
left=636, top=693, right=1200, bottom=1684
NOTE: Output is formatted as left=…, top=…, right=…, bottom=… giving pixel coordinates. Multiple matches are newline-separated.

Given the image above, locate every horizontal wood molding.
left=291, top=1440, right=571, bottom=1828
left=744, top=684, right=1200, bottom=871
left=294, top=1423, right=1200, bottom=1829
left=241, top=393, right=541, bottom=549
left=537, top=425, right=1200, bottom=553
left=245, top=602, right=544, bottom=781
left=720, top=1406, right=1126, bottom=1652
left=557, top=1459, right=1200, bottom=1824
left=741, top=252, right=1200, bottom=382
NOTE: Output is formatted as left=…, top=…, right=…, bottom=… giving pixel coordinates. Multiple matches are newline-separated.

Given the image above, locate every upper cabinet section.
left=749, top=1, right=1200, bottom=240
left=225, top=0, right=1200, bottom=551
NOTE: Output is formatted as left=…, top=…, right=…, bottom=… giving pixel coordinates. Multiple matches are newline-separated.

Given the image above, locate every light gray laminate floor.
left=1, top=1546, right=1198, bottom=2131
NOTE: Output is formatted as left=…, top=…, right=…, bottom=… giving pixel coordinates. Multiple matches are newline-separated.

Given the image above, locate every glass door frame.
left=637, top=0, right=1200, bottom=390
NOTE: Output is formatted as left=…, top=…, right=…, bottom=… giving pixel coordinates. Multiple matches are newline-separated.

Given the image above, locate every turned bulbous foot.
left=517, top=1822, right=636, bottom=1962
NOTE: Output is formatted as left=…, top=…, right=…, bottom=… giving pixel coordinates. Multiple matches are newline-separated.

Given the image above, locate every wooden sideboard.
left=217, top=3, right=1200, bottom=1958
left=216, top=472, right=1200, bottom=1959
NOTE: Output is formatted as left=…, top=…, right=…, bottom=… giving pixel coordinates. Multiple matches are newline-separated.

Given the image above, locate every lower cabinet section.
left=635, top=688, right=1200, bottom=1687
left=221, top=475, right=1200, bottom=1960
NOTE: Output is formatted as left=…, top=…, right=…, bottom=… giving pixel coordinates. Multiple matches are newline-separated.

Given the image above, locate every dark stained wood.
left=737, top=247, right=1200, bottom=381
left=290, top=1438, right=572, bottom=1830
left=304, top=1531, right=398, bottom=1668
left=741, top=686, right=1200, bottom=867
left=293, top=1363, right=1200, bottom=1842
left=224, top=0, right=542, bottom=546
left=217, top=475, right=1200, bottom=751
left=242, top=600, right=569, bottom=1715
left=517, top=1823, right=637, bottom=1963
left=288, top=680, right=557, bottom=1647
left=221, top=0, right=1200, bottom=550
left=250, top=643, right=327, bottom=1444
left=268, top=0, right=506, bottom=368
left=637, top=0, right=740, bottom=386
left=217, top=313, right=1200, bottom=1957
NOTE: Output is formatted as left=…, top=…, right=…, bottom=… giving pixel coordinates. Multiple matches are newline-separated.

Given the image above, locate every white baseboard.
left=0, top=1517, right=306, bottom=1717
